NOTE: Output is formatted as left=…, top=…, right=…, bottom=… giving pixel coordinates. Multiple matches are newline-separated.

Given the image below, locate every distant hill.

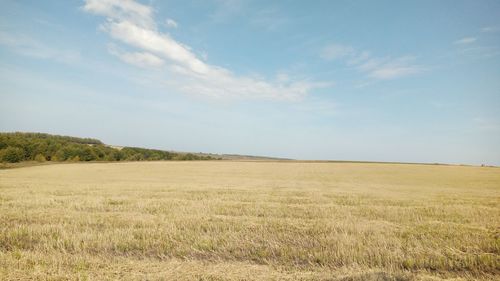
left=215, top=153, right=291, bottom=161
left=0, top=132, right=217, bottom=163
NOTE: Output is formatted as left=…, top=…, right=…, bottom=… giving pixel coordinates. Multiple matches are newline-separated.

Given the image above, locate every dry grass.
left=0, top=161, right=499, bottom=280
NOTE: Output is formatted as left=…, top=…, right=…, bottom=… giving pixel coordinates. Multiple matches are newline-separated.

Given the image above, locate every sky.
left=1, top=0, right=500, bottom=165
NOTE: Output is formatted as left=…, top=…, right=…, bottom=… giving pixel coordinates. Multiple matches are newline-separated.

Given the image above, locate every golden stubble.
left=0, top=161, right=499, bottom=280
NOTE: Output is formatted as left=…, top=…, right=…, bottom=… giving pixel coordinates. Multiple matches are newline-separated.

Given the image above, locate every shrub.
left=34, top=154, right=46, bottom=162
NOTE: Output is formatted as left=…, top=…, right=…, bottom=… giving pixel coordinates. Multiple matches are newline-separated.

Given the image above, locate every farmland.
left=0, top=161, right=499, bottom=280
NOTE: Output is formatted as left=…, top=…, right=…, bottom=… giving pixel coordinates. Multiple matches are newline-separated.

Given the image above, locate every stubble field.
left=0, top=161, right=499, bottom=280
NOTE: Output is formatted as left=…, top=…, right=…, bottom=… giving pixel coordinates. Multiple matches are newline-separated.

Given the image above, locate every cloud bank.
left=83, top=0, right=323, bottom=100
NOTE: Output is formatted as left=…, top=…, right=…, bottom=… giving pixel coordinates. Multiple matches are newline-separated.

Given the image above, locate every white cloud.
left=165, top=18, right=178, bottom=28
left=454, top=37, right=476, bottom=45
left=83, top=0, right=154, bottom=28
left=107, top=44, right=164, bottom=68
left=320, top=44, right=355, bottom=61
left=105, top=20, right=209, bottom=74
left=83, top=0, right=323, bottom=101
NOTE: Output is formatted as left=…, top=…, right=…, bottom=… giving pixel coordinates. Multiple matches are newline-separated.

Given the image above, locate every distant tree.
left=80, top=147, right=97, bottom=161
left=131, top=153, right=145, bottom=161
left=105, top=150, right=124, bottom=161
left=183, top=153, right=196, bottom=160
left=0, top=132, right=218, bottom=163
left=0, top=147, right=25, bottom=163
left=92, top=146, right=106, bottom=160
left=54, top=149, right=68, bottom=161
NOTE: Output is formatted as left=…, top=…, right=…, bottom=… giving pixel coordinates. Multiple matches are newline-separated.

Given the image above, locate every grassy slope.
left=0, top=161, right=499, bottom=280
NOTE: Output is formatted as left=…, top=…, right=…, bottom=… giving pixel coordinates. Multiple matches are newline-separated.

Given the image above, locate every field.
left=0, top=161, right=499, bottom=280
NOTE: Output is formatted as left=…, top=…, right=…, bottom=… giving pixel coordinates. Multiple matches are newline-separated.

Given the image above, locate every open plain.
left=0, top=161, right=499, bottom=280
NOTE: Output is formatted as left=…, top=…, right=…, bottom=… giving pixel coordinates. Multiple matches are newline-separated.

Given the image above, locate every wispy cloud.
left=360, top=56, right=422, bottom=80
left=165, top=18, right=178, bottom=28
left=107, top=44, right=165, bottom=68
left=451, top=31, right=499, bottom=59
left=0, top=31, right=81, bottom=65
left=320, top=43, right=423, bottom=80
left=347, top=51, right=370, bottom=66
left=320, top=44, right=355, bottom=61
left=473, top=117, right=500, bottom=132
left=480, top=26, right=500, bottom=33
left=250, top=8, right=288, bottom=31
left=291, top=99, right=338, bottom=116
left=456, top=45, right=500, bottom=59
left=209, top=0, right=247, bottom=23
left=83, top=0, right=324, bottom=101
left=453, top=37, right=476, bottom=45
left=210, top=1, right=288, bottom=32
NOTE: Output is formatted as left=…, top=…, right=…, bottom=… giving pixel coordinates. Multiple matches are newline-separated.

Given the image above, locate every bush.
left=0, top=147, right=25, bottom=163
left=34, top=154, right=46, bottom=162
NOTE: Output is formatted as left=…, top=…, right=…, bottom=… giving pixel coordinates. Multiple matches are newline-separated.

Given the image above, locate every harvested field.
left=0, top=161, right=499, bottom=280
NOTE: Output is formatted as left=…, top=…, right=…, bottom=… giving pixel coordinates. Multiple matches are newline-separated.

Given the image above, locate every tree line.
left=0, top=132, right=217, bottom=163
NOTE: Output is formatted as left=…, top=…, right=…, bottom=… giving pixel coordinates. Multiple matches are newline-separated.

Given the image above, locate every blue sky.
left=1, top=0, right=499, bottom=165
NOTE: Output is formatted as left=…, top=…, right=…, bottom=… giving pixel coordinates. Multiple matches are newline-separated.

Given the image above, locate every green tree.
left=80, top=147, right=97, bottom=161
left=128, top=153, right=144, bottom=161
left=0, top=132, right=217, bottom=163
left=0, top=147, right=25, bottom=163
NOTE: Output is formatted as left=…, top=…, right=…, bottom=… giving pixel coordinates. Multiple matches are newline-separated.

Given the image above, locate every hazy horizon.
left=1, top=0, right=500, bottom=166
